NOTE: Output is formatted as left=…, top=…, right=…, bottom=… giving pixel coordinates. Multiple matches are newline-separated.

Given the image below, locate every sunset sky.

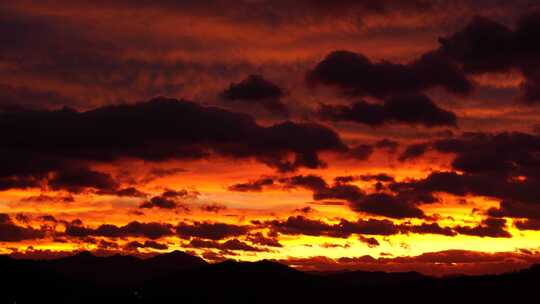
left=2, top=0, right=540, bottom=276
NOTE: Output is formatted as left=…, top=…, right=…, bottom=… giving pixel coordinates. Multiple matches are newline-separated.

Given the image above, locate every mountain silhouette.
left=0, top=251, right=538, bottom=303
left=325, top=269, right=429, bottom=286
left=145, top=250, right=208, bottom=270
left=43, top=250, right=208, bottom=288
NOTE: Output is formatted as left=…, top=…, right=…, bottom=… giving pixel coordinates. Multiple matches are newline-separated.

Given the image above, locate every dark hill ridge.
left=145, top=249, right=208, bottom=269
left=0, top=251, right=539, bottom=303
left=324, top=269, right=430, bottom=286
left=39, top=250, right=208, bottom=287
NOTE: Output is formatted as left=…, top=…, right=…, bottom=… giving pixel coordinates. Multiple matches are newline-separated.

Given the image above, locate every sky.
left=1, top=0, right=540, bottom=276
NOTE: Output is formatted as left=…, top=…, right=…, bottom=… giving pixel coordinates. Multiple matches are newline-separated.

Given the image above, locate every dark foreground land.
left=1, top=251, right=537, bottom=303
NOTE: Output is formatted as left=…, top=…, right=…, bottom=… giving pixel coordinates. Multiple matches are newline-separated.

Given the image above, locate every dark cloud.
left=308, top=11, right=540, bottom=104
left=433, top=132, right=540, bottom=177
left=392, top=170, right=508, bottom=199
left=439, top=16, right=516, bottom=74
left=38, top=215, right=58, bottom=223
left=125, top=240, right=168, bottom=250
left=307, top=50, right=471, bottom=98
left=319, top=101, right=386, bottom=126
left=281, top=175, right=437, bottom=219
left=15, top=213, right=31, bottom=224
left=359, top=174, right=395, bottom=183
left=338, top=218, right=402, bottom=236
left=0, top=214, right=46, bottom=242
left=333, top=176, right=357, bottom=183
left=282, top=174, right=431, bottom=219
left=375, top=139, right=399, bottom=153
left=405, top=222, right=457, bottom=237
left=319, top=94, right=457, bottom=128
left=139, top=189, right=195, bottom=210
left=265, top=216, right=467, bottom=238
left=246, top=232, right=283, bottom=248
left=216, top=239, right=268, bottom=252
left=320, top=243, right=350, bottom=249
left=488, top=200, right=540, bottom=221
left=233, top=174, right=433, bottom=219
left=314, top=183, right=365, bottom=202
left=65, top=221, right=175, bottom=240
left=98, top=239, right=120, bottom=249
left=26, top=168, right=147, bottom=197
left=439, top=12, right=540, bottom=102
left=387, top=131, right=540, bottom=226
left=188, top=238, right=267, bottom=252
left=281, top=174, right=365, bottom=203
left=162, top=189, right=198, bottom=199
left=221, top=75, right=288, bottom=116
left=383, top=95, right=457, bottom=127
left=281, top=175, right=328, bottom=192
left=200, top=204, right=227, bottom=213
left=265, top=216, right=347, bottom=238
left=176, top=222, right=252, bottom=240
left=390, top=171, right=540, bottom=221
left=20, top=194, right=75, bottom=203
left=514, top=219, right=540, bottom=231
left=144, top=167, right=186, bottom=180
left=48, top=167, right=118, bottom=193
left=295, top=206, right=315, bottom=214
left=97, top=187, right=148, bottom=198
left=228, top=177, right=275, bottom=192
left=350, top=193, right=426, bottom=219
left=398, top=143, right=430, bottom=161
left=16, top=166, right=145, bottom=197
left=454, top=218, right=512, bottom=238
left=358, top=235, right=380, bottom=248
left=0, top=175, right=42, bottom=191
left=0, top=98, right=347, bottom=192
left=349, top=144, right=374, bottom=160
left=140, top=196, right=180, bottom=210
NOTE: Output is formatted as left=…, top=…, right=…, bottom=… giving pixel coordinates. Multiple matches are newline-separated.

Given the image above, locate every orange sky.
left=1, top=0, right=540, bottom=276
